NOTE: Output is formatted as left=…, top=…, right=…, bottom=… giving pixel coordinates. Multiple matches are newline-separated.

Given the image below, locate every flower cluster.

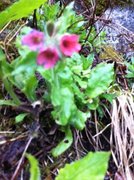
left=21, top=29, right=81, bottom=69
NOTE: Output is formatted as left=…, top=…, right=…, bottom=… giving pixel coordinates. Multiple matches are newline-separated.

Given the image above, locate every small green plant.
left=0, top=3, right=114, bottom=156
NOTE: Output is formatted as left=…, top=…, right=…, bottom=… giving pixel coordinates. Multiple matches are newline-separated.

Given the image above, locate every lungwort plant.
left=0, top=3, right=115, bottom=156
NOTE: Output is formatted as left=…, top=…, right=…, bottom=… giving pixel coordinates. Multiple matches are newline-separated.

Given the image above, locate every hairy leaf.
left=70, top=110, right=88, bottom=130
left=82, top=53, right=94, bottom=70
left=42, top=3, right=60, bottom=21
left=0, top=100, right=17, bottom=106
left=52, top=127, right=73, bottom=157
left=126, top=57, right=134, bottom=78
left=87, top=98, right=99, bottom=110
left=0, top=49, right=21, bottom=104
left=52, top=87, right=75, bottom=126
left=11, top=52, right=38, bottom=101
left=26, top=154, right=41, bottom=180
left=86, top=63, right=114, bottom=98
left=15, top=113, right=28, bottom=123
left=56, top=152, right=110, bottom=180
left=0, top=0, right=47, bottom=29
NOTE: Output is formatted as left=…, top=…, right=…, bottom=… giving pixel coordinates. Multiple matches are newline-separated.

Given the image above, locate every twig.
left=0, top=21, right=11, bottom=34
left=57, top=2, right=68, bottom=18
left=0, top=131, right=15, bottom=134
left=93, top=123, right=111, bottom=137
left=11, top=136, right=33, bottom=180
left=7, top=22, right=26, bottom=44
left=11, top=121, right=40, bottom=179
left=83, top=1, right=97, bottom=45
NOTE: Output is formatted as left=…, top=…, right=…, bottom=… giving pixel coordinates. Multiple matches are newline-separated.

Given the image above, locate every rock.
left=96, top=6, right=134, bottom=59
left=105, top=6, right=134, bottom=32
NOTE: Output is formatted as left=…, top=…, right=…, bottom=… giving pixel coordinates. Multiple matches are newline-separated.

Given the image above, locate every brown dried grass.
left=111, top=91, right=134, bottom=179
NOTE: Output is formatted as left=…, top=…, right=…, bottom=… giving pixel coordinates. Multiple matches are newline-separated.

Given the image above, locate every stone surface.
left=105, top=6, right=134, bottom=32
left=96, top=6, right=134, bottom=58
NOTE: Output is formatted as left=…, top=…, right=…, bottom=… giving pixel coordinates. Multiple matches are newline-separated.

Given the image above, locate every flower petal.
left=60, top=34, right=81, bottom=56
left=37, top=48, right=59, bottom=69
left=22, top=30, right=44, bottom=51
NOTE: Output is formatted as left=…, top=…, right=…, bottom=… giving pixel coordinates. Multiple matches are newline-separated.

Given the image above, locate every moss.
left=95, top=0, right=134, bottom=15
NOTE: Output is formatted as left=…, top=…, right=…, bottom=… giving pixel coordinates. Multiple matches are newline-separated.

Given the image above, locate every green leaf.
left=11, top=52, right=38, bottom=101
left=0, top=0, right=47, bottom=29
left=0, top=49, right=21, bottom=104
left=126, top=58, right=134, bottom=79
left=42, top=3, right=60, bottom=21
left=87, top=98, right=99, bottom=110
left=11, top=52, right=37, bottom=74
left=56, top=152, right=110, bottom=180
left=97, top=106, right=104, bottom=119
left=57, top=2, right=83, bottom=34
left=0, top=51, right=38, bottom=103
left=52, top=127, right=73, bottom=157
left=101, top=93, right=116, bottom=104
left=74, top=75, right=87, bottom=89
left=26, top=153, right=41, bottom=180
left=72, top=83, right=85, bottom=104
left=70, top=110, right=88, bottom=130
left=82, top=54, right=94, bottom=70
left=52, top=87, right=75, bottom=126
left=2, top=78, right=21, bottom=105
left=0, top=100, right=17, bottom=106
left=0, top=49, right=5, bottom=62
left=22, top=74, right=38, bottom=101
left=86, top=63, right=114, bottom=98
left=15, top=113, right=28, bottom=123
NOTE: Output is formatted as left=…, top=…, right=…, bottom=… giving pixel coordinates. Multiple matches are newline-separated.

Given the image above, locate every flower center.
left=32, top=37, right=42, bottom=44
left=45, top=50, right=55, bottom=59
left=63, top=40, right=70, bottom=47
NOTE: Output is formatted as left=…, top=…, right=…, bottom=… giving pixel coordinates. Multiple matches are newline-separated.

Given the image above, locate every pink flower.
left=22, top=30, right=44, bottom=51
left=60, top=34, right=81, bottom=56
left=37, top=48, right=59, bottom=69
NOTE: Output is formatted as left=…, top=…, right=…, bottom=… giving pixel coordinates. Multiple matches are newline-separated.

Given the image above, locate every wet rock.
left=96, top=6, right=134, bottom=59
left=105, top=6, right=134, bottom=32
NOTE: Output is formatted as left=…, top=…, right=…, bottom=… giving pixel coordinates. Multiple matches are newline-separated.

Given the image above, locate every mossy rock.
left=96, top=0, right=134, bottom=15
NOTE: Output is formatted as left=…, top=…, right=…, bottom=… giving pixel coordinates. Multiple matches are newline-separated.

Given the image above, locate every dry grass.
left=111, top=91, right=134, bottom=179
